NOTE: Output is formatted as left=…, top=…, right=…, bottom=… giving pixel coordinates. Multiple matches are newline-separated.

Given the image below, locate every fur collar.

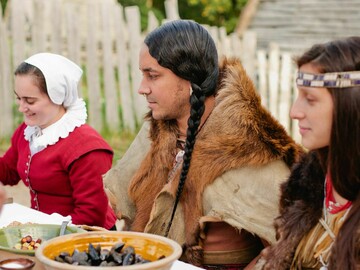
left=128, top=57, right=302, bottom=252
left=259, top=151, right=360, bottom=269
left=259, top=151, right=325, bottom=269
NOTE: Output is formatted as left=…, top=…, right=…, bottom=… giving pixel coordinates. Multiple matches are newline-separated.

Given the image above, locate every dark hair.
left=144, top=20, right=219, bottom=235
left=296, top=36, right=360, bottom=269
left=14, top=62, right=47, bottom=95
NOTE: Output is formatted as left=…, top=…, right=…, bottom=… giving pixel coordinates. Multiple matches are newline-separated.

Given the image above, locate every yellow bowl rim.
left=35, top=231, right=183, bottom=270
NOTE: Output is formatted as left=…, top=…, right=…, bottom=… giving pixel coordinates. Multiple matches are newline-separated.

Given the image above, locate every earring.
left=189, top=86, right=193, bottom=96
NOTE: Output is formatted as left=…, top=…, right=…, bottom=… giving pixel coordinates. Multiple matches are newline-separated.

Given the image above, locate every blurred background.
left=1, top=0, right=359, bottom=205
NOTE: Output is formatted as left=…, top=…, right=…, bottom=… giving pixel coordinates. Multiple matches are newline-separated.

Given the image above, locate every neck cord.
left=164, top=108, right=213, bottom=237
left=318, top=176, right=352, bottom=269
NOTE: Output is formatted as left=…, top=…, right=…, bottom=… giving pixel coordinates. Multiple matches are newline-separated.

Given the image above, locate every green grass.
left=102, top=130, right=137, bottom=161
left=0, top=137, right=10, bottom=155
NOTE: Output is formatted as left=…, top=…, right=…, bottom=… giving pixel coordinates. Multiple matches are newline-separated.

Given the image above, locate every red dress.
left=0, top=123, right=116, bottom=229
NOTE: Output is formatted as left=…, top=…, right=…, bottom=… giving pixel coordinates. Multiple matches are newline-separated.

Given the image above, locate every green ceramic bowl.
left=0, top=224, right=86, bottom=256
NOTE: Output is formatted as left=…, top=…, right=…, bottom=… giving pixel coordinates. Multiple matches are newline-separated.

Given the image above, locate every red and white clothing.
left=0, top=122, right=116, bottom=229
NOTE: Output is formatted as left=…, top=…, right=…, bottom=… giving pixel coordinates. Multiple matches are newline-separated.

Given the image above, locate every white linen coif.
left=22, top=53, right=87, bottom=155
left=24, top=52, right=83, bottom=108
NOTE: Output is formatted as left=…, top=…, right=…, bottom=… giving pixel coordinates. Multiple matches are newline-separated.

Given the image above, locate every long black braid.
left=144, top=20, right=219, bottom=236
left=165, top=83, right=205, bottom=236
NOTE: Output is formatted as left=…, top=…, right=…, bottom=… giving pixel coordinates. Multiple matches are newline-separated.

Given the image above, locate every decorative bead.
left=175, top=150, right=184, bottom=163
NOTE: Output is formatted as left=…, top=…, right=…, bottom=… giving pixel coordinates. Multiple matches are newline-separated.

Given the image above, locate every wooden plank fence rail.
left=0, top=3, right=14, bottom=137
left=0, top=0, right=300, bottom=143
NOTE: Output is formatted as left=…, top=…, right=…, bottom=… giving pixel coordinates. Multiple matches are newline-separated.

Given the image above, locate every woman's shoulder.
left=10, top=123, right=27, bottom=142
left=60, top=124, right=113, bottom=153
left=14, top=122, right=27, bottom=134
left=278, top=151, right=324, bottom=218
left=70, top=124, right=108, bottom=142
left=203, top=160, right=291, bottom=209
left=214, top=159, right=291, bottom=186
left=71, top=123, right=101, bottom=135
left=202, top=160, right=291, bottom=243
left=281, top=152, right=324, bottom=201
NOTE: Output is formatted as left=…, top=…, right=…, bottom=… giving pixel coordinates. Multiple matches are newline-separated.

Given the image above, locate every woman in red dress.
left=0, top=53, right=116, bottom=229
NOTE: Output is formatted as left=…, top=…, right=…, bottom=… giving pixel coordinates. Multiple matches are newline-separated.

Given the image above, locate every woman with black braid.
left=104, top=19, right=302, bottom=269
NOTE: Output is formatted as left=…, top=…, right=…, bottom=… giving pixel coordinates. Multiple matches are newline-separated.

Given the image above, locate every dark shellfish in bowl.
left=35, top=231, right=182, bottom=269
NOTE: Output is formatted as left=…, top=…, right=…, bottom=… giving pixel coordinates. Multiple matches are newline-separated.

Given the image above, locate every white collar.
left=24, top=99, right=87, bottom=151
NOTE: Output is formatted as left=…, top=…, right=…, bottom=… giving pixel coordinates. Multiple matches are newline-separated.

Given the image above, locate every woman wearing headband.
left=0, top=53, right=117, bottom=230
left=256, top=36, right=360, bottom=269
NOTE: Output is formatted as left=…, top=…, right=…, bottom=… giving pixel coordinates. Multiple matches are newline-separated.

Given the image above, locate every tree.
left=1, top=0, right=7, bottom=14
left=1, top=0, right=247, bottom=33
left=180, top=0, right=247, bottom=33
left=119, top=0, right=247, bottom=33
left=118, top=0, right=165, bottom=31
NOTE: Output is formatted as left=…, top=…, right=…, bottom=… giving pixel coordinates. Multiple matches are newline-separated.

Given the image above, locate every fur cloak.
left=104, top=57, right=303, bottom=265
left=256, top=151, right=360, bottom=269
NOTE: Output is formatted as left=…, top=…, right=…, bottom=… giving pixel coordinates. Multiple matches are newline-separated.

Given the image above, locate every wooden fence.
left=0, top=0, right=300, bottom=142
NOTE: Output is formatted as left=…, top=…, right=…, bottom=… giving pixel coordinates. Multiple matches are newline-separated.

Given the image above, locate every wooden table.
left=0, top=250, right=45, bottom=270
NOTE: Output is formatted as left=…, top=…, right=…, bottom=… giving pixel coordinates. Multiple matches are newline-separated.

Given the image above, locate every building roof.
left=239, top=0, right=360, bottom=53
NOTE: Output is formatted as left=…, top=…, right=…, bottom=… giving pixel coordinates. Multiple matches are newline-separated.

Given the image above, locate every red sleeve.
left=67, top=150, right=113, bottom=227
left=0, top=125, right=24, bottom=185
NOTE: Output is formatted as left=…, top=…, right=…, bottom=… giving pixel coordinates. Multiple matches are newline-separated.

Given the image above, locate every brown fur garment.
left=259, top=151, right=324, bottom=269
left=128, top=57, right=303, bottom=251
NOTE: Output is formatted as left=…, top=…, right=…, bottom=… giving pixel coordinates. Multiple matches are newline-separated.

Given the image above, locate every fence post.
left=291, top=71, right=301, bottom=143
left=0, top=0, right=300, bottom=141
left=101, top=1, right=120, bottom=131
left=31, top=0, right=47, bottom=54
left=0, top=6, right=14, bottom=137
left=257, top=49, right=268, bottom=108
left=164, top=0, right=180, bottom=21
left=218, top=26, right=229, bottom=58
left=64, top=2, right=82, bottom=65
left=241, top=31, right=257, bottom=82
left=125, top=6, right=147, bottom=125
left=278, top=52, right=293, bottom=133
left=86, top=0, right=102, bottom=131
left=147, top=10, right=159, bottom=33
left=49, top=0, right=63, bottom=54
left=115, top=4, right=136, bottom=131
left=229, top=32, right=242, bottom=59
left=268, top=42, right=280, bottom=119
left=9, top=0, right=27, bottom=67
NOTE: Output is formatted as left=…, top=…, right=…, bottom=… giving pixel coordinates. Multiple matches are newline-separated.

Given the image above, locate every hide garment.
left=104, top=58, right=302, bottom=265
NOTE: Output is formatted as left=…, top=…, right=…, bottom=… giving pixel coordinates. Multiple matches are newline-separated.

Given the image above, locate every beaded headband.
left=296, top=71, right=360, bottom=88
